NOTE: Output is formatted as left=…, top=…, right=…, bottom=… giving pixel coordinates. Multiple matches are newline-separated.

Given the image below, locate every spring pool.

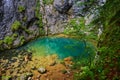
left=21, top=37, right=95, bottom=59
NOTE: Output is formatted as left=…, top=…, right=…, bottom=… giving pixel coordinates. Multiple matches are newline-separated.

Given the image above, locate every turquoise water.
left=21, top=37, right=94, bottom=59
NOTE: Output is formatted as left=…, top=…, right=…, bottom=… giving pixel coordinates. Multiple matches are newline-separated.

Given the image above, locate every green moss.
left=11, top=21, right=21, bottom=31
left=18, top=6, right=25, bottom=12
left=43, top=0, right=54, bottom=5
left=4, top=36, right=14, bottom=45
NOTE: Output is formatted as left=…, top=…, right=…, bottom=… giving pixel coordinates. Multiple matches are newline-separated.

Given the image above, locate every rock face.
left=40, top=0, right=106, bottom=35
left=0, top=0, right=40, bottom=50
left=0, top=0, right=39, bottom=39
left=54, top=0, right=73, bottom=13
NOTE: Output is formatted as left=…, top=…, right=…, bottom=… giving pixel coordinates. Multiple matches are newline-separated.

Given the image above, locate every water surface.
left=21, top=37, right=94, bottom=59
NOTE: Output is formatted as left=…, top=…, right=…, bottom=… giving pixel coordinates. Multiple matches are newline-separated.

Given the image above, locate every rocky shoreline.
left=0, top=50, right=74, bottom=80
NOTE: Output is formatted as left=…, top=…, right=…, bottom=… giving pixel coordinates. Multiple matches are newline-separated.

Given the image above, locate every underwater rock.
left=38, top=67, right=47, bottom=74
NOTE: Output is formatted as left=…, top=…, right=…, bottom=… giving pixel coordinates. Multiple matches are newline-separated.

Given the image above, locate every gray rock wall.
left=40, top=0, right=106, bottom=34
left=0, top=0, right=40, bottom=50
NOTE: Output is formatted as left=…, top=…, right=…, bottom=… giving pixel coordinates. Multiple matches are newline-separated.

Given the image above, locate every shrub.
left=0, top=40, right=3, bottom=45
left=43, top=0, right=54, bottom=5
left=4, top=36, right=14, bottom=45
left=12, top=33, right=18, bottom=37
left=18, top=6, right=25, bottom=12
left=23, top=17, right=27, bottom=21
left=20, top=36, right=25, bottom=45
left=11, top=21, right=21, bottom=31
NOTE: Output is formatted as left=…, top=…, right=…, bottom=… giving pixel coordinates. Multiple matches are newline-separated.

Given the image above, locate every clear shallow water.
left=21, top=37, right=94, bottom=59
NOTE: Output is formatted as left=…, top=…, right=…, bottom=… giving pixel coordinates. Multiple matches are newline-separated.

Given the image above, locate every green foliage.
left=22, top=27, right=32, bottom=34
left=11, top=20, right=21, bottom=31
left=0, top=40, right=3, bottom=45
left=64, top=18, right=85, bottom=35
left=69, top=41, right=95, bottom=74
left=18, top=6, right=25, bottom=12
left=36, top=13, right=43, bottom=28
left=73, top=0, right=120, bottom=79
left=64, top=18, right=98, bottom=40
left=43, top=0, right=54, bottom=5
left=4, top=36, right=14, bottom=45
left=74, top=66, right=94, bottom=80
left=39, top=28, right=45, bottom=35
left=89, top=0, right=120, bottom=79
left=35, top=0, right=44, bottom=35
left=12, top=33, right=18, bottom=38
left=20, top=36, right=25, bottom=45
left=23, top=16, right=27, bottom=21
left=93, top=0, right=120, bottom=27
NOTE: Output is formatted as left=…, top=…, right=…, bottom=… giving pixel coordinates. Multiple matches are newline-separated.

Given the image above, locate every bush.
left=18, top=6, right=25, bottom=12
left=20, top=36, right=25, bottom=45
left=43, top=0, right=54, bottom=5
left=4, top=36, right=14, bottom=45
left=0, top=40, right=3, bottom=45
left=11, top=21, right=21, bottom=31
left=74, top=66, right=95, bottom=80
left=12, top=33, right=18, bottom=37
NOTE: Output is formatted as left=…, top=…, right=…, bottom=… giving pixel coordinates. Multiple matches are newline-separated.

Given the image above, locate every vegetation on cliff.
left=73, top=0, right=120, bottom=80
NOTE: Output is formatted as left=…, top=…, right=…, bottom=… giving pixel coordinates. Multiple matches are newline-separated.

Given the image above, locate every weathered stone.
left=38, top=67, right=47, bottom=74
